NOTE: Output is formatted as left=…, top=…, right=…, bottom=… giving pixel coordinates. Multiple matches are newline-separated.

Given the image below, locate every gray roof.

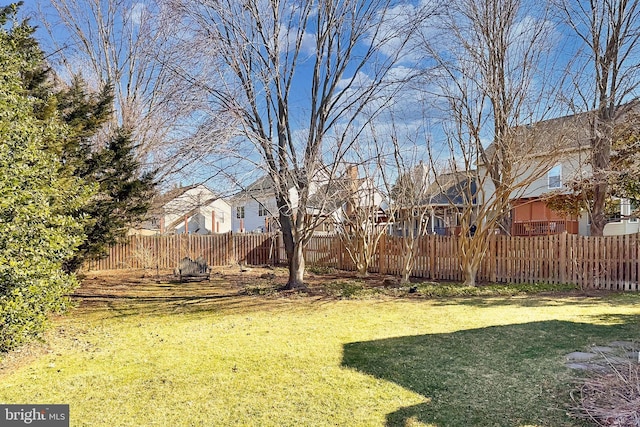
left=479, top=113, right=591, bottom=165
left=480, top=101, right=640, bottom=164
left=423, top=172, right=477, bottom=206
left=232, top=171, right=298, bottom=199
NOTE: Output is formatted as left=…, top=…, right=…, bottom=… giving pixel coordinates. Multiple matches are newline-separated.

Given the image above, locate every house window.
left=236, top=206, right=245, bottom=219
left=548, top=164, right=562, bottom=189
left=608, top=199, right=622, bottom=222
left=258, top=202, right=268, bottom=217
left=631, top=200, right=639, bottom=222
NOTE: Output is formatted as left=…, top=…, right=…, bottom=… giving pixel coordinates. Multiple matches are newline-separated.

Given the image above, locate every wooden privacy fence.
left=89, top=232, right=640, bottom=291
left=86, top=233, right=282, bottom=271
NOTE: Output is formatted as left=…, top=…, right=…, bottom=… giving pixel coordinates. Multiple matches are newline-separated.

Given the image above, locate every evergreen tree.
left=24, top=57, right=156, bottom=272
left=55, top=75, right=114, bottom=177
left=64, top=127, right=156, bottom=272
left=0, top=3, right=92, bottom=352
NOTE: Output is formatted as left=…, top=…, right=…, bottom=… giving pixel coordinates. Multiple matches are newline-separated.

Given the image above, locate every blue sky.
left=19, top=0, right=640, bottom=191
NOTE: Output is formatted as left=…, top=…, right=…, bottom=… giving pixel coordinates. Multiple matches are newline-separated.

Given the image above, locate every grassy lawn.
left=0, top=269, right=639, bottom=426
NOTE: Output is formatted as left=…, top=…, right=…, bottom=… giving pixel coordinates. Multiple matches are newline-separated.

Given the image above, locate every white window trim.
left=548, top=164, right=562, bottom=189
left=258, top=202, right=268, bottom=217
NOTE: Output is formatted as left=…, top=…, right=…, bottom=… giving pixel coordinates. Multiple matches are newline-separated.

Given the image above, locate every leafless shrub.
left=571, top=361, right=640, bottom=426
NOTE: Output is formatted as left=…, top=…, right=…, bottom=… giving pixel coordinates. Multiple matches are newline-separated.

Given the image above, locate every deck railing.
left=512, top=220, right=579, bottom=236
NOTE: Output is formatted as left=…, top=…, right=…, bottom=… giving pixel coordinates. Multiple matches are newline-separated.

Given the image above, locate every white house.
left=133, top=184, right=232, bottom=235
left=230, top=165, right=383, bottom=233
left=230, top=174, right=291, bottom=233
left=603, top=197, right=640, bottom=236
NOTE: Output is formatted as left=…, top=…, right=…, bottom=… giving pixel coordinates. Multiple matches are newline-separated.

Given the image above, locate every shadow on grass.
left=342, top=318, right=640, bottom=427
left=422, top=291, right=640, bottom=310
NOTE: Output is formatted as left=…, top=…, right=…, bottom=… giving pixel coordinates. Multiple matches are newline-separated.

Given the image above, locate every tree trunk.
left=590, top=118, right=612, bottom=236
left=400, top=269, right=411, bottom=285
left=400, top=238, right=414, bottom=285
left=285, top=242, right=306, bottom=290
left=356, top=237, right=369, bottom=277
left=356, top=260, right=369, bottom=278
left=494, top=187, right=513, bottom=235
left=279, top=204, right=306, bottom=290
left=590, top=181, right=608, bottom=236
left=461, top=263, right=477, bottom=287
left=459, top=235, right=484, bottom=287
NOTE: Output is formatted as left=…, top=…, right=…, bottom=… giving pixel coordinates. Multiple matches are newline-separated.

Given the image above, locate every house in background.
left=477, top=105, right=640, bottom=236
left=423, top=171, right=478, bottom=235
left=230, top=174, right=289, bottom=233
left=504, top=113, right=589, bottom=236
left=308, top=165, right=389, bottom=234
left=230, top=165, right=383, bottom=234
left=391, top=169, right=478, bottom=236
left=603, top=197, right=640, bottom=236
left=132, top=184, right=232, bottom=235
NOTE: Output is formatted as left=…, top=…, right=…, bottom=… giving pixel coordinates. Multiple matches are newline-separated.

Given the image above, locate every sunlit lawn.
left=1, top=271, right=639, bottom=426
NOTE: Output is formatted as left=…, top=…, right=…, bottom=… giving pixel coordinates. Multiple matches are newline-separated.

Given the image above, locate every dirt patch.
left=77, top=266, right=588, bottom=302
left=75, top=266, right=423, bottom=303
left=0, top=341, right=52, bottom=378
left=79, top=266, right=393, bottom=292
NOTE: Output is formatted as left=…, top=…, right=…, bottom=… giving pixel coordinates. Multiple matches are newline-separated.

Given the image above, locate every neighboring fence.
left=88, top=232, right=640, bottom=291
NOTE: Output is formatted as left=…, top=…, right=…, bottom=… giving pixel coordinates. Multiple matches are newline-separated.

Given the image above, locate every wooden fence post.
left=489, top=234, right=497, bottom=283
left=559, top=232, right=567, bottom=283
left=429, top=235, right=436, bottom=280
left=228, top=232, right=234, bottom=264
left=379, top=234, right=387, bottom=275
left=336, top=235, right=344, bottom=270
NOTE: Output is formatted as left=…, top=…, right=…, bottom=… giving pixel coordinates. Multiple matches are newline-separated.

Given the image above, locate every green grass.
left=1, top=276, right=639, bottom=426
left=413, top=281, right=578, bottom=297
left=246, top=276, right=579, bottom=299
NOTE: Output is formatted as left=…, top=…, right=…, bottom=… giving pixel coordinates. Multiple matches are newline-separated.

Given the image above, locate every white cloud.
left=277, top=23, right=317, bottom=56
left=128, top=2, right=146, bottom=26
left=366, top=0, right=440, bottom=64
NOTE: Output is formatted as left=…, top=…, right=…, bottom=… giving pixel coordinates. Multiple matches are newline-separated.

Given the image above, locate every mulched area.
left=77, top=265, right=602, bottom=301
left=77, top=265, right=406, bottom=298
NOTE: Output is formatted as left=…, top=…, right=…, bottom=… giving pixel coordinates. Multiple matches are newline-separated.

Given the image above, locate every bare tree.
left=389, top=150, right=434, bottom=284
left=329, top=123, right=404, bottom=279
left=331, top=163, right=390, bottom=278
left=171, top=0, right=435, bottom=288
left=434, top=97, right=574, bottom=286
left=37, top=0, right=227, bottom=178
left=419, top=0, right=564, bottom=285
left=554, top=0, right=640, bottom=235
